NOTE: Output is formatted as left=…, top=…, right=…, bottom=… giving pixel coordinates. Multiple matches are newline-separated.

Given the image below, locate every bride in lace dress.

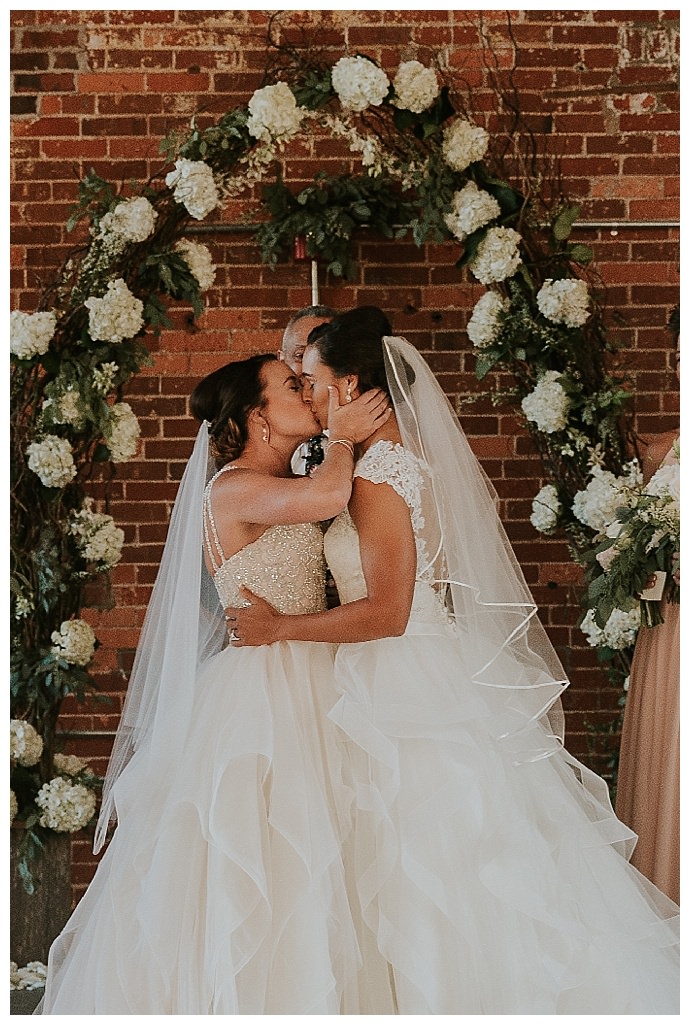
left=37, top=354, right=391, bottom=1014
left=230, top=308, right=680, bottom=1014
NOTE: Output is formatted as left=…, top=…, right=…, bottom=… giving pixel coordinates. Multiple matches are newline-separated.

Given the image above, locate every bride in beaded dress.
left=229, top=308, right=680, bottom=1014
left=37, top=354, right=391, bottom=1014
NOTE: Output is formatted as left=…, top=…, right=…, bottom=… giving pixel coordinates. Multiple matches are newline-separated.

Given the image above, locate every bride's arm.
left=214, top=388, right=391, bottom=527
left=229, top=477, right=417, bottom=644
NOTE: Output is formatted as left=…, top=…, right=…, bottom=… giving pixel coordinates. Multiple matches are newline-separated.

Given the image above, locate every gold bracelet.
left=328, top=438, right=355, bottom=457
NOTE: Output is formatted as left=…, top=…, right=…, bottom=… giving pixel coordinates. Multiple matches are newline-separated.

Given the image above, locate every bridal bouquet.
left=580, top=442, right=680, bottom=638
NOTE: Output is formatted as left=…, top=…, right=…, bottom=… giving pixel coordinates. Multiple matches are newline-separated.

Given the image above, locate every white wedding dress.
left=39, top=496, right=361, bottom=1013
left=323, top=440, right=680, bottom=1014
left=38, top=442, right=680, bottom=1015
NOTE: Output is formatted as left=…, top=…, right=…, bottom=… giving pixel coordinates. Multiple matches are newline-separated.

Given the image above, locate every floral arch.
left=12, top=41, right=676, bottom=875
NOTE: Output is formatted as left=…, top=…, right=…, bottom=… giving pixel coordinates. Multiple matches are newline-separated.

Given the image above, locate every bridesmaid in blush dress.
left=616, top=307, right=680, bottom=904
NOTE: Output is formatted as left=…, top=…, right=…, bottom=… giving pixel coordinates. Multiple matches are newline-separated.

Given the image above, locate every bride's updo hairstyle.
left=190, top=353, right=277, bottom=468
left=307, top=306, right=393, bottom=391
left=308, top=305, right=414, bottom=391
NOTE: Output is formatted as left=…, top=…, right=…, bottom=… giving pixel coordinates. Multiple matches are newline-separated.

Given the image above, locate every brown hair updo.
left=307, top=305, right=415, bottom=392
left=190, top=354, right=277, bottom=468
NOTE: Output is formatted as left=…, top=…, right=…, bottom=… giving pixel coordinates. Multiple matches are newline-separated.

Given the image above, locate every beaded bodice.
left=203, top=466, right=327, bottom=614
left=324, top=440, right=449, bottom=625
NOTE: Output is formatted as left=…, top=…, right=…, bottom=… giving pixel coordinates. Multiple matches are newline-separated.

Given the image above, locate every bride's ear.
left=343, top=374, right=360, bottom=403
left=247, top=407, right=270, bottom=443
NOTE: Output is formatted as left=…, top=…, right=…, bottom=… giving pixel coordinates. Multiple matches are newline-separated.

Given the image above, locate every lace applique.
left=354, top=440, right=434, bottom=581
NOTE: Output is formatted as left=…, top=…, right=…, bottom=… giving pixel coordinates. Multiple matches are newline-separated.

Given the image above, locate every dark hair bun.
left=189, top=354, right=276, bottom=468
left=189, top=363, right=229, bottom=424
left=337, top=305, right=392, bottom=337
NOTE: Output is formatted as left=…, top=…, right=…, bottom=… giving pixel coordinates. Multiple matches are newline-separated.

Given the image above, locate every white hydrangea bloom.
left=581, top=606, right=641, bottom=650
left=174, top=239, right=216, bottom=291
left=247, top=82, right=304, bottom=142
left=106, top=401, right=141, bottom=463
left=331, top=55, right=390, bottom=111
left=10, top=789, right=18, bottom=825
left=53, top=753, right=89, bottom=777
left=165, top=158, right=220, bottom=220
left=10, top=719, right=44, bottom=767
left=69, top=499, right=125, bottom=568
left=441, top=118, right=489, bottom=172
left=572, top=463, right=642, bottom=532
left=466, top=290, right=509, bottom=349
left=530, top=484, right=562, bottom=533
left=26, top=435, right=77, bottom=488
left=536, top=277, right=590, bottom=328
left=36, top=776, right=97, bottom=832
left=99, top=195, right=158, bottom=244
left=10, top=310, right=57, bottom=360
left=85, top=277, right=144, bottom=344
left=50, top=618, right=96, bottom=667
left=444, top=181, right=500, bottom=241
left=521, top=370, right=570, bottom=434
left=392, top=60, right=439, bottom=113
left=92, top=361, right=119, bottom=395
left=469, top=226, right=522, bottom=285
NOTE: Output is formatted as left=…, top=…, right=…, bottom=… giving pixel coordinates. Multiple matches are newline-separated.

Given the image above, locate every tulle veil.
left=94, top=423, right=225, bottom=852
left=382, top=335, right=569, bottom=762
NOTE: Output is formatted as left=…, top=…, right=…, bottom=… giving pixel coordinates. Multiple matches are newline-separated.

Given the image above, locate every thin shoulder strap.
left=202, top=464, right=238, bottom=571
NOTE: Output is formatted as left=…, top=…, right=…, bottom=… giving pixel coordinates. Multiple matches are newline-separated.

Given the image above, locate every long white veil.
left=382, top=336, right=567, bottom=762
left=94, top=423, right=226, bottom=852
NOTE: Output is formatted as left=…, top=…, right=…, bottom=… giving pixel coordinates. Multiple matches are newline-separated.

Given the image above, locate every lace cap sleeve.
left=354, top=439, right=428, bottom=514
left=354, top=440, right=439, bottom=582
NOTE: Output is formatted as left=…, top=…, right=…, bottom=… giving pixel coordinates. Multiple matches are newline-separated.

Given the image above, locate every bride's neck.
left=234, top=438, right=295, bottom=477
left=356, top=415, right=402, bottom=457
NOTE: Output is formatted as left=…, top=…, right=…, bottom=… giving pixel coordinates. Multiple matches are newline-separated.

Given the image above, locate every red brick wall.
left=10, top=9, right=680, bottom=901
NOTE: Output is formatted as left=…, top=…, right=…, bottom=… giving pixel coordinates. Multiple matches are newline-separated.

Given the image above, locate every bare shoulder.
left=207, top=465, right=265, bottom=515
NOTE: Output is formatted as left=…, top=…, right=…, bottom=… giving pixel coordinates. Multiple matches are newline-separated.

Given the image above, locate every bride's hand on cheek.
left=226, top=588, right=282, bottom=646
left=328, top=386, right=391, bottom=443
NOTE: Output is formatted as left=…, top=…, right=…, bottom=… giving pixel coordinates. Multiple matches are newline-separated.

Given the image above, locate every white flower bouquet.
left=581, top=444, right=680, bottom=632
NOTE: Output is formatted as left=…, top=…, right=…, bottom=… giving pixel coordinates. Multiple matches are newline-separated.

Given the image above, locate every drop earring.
left=346, top=381, right=352, bottom=403
left=262, top=424, right=270, bottom=443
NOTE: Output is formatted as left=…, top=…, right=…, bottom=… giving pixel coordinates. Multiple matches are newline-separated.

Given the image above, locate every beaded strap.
left=202, top=464, right=239, bottom=571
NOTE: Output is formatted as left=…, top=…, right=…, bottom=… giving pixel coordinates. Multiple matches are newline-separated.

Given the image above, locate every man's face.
left=280, top=316, right=331, bottom=376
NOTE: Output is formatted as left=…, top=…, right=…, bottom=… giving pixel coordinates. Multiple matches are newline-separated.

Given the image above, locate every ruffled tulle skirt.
left=39, top=641, right=360, bottom=1014
left=329, top=619, right=680, bottom=1014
